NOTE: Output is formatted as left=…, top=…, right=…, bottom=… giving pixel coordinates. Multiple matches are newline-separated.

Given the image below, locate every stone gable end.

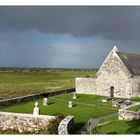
left=96, top=50, right=132, bottom=98
left=75, top=47, right=137, bottom=98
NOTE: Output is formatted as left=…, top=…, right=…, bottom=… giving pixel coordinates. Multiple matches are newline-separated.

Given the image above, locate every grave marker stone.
left=33, top=101, right=40, bottom=115
left=43, top=98, right=48, bottom=106
left=73, top=92, right=77, bottom=99
left=68, top=101, right=73, bottom=108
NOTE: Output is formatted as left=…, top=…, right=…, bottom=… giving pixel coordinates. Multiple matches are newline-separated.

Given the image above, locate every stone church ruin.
left=76, top=46, right=140, bottom=98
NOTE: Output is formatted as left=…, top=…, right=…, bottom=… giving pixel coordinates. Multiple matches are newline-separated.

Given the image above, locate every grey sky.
left=0, top=6, right=140, bottom=68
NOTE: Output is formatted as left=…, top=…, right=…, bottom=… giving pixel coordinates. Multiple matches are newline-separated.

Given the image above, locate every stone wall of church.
left=96, top=51, right=132, bottom=98
left=132, top=76, right=140, bottom=97
left=76, top=78, right=96, bottom=94
left=75, top=48, right=140, bottom=98
left=76, top=50, right=134, bottom=98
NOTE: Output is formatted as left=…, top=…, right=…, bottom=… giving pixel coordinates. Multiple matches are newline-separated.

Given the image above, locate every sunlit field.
left=0, top=68, right=96, bottom=100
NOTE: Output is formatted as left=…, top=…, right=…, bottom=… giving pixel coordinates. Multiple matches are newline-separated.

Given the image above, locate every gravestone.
left=68, top=101, right=73, bottom=108
left=43, top=98, right=48, bottom=106
left=33, top=101, right=40, bottom=115
left=73, top=92, right=77, bottom=99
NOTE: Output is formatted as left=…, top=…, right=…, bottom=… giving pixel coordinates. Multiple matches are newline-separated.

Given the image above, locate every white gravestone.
left=102, top=98, right=107, bottom=102
left=33, top=101, right=40, bottom=115
left=73, top=92, right=77, bottom=99
left=68, top=101, right=73, bottom=108
left=43, top=98, right=48, bottom=106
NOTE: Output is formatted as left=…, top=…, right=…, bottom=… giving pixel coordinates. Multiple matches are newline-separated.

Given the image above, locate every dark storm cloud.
left=0, top=6, right=140, bottom=41
left=0, top=6, right=140, bottom=68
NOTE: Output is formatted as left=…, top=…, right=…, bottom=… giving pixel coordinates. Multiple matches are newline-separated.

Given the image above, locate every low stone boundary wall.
left=123, top=102, right=140, bottom=110
left=118, top=102, right=140, bottom=120
left=58, top=115, right=74, bottom=135
left=118, top=109, right=140, bottom=120
left=0, top=88, right=75, bottom=108
left=0, top=112, right=56, bottom=133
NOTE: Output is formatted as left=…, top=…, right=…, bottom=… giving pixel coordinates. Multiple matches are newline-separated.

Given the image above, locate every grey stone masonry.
left=96, top=48, right=132, bottom=98
left=118, top=102, right=140, bottom=120
left=76, top=78, right=96, bottom=94
left=76, top=46, right=140, bottom=98
left=58, top=115, right=74, bottom=135
left=0, top=112, right=56, bottom=133
left=118, top=109, right=140, bottom=120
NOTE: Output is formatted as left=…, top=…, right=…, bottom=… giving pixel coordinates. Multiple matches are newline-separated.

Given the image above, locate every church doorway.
left=110, top=86, right=114, bottom=97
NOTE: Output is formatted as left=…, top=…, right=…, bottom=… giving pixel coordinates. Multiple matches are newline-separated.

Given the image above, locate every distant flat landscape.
left=0, top=68, right=96, bottom=100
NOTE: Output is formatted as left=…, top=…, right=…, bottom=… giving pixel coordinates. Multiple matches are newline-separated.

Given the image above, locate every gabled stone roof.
left=117, top=52, right=140, bottom=76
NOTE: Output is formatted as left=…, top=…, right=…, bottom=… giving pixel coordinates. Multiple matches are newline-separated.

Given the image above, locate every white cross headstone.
left=33, top=101, right=40, bottom=115
left=68, top=101, right=73, bottom=108
left=43, top=98, right=48, bottom=106
left=73, top=92, right=77, bottom=99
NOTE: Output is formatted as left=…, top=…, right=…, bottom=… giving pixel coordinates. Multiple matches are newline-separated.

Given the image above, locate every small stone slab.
left=73, top=94, right=77, bottom=99
left=118, top=100, right=125, bottom=104
left=102, top=97, right=113, bottom=102
left=43, top=98, right=48, bottom=106
left=119, top=100, right=133, bottom=108
left=112, top=99, right=125, bottom=107
left=68, top=101, right=73, bottom=108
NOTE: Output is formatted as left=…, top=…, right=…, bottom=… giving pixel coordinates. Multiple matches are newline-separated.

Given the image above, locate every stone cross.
left=43, top=98, right=48, bottom=106
left=68, top=101, right=73, bottom=108
left=33, top=101, right=40, bottom=115
left=73, top=92, right=77, bottom=99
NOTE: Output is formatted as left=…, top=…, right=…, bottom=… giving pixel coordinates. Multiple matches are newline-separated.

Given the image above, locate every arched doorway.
left=110, top=86, right=114, bottom=97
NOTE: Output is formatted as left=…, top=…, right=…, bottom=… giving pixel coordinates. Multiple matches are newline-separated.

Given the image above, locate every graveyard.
left=1, top=92, right=140, bottom=134
left=0, top=93, right=117, bottom=133
left=0, top=68, right=140, bottom=134
left=91, top=115, right=140, bottom=134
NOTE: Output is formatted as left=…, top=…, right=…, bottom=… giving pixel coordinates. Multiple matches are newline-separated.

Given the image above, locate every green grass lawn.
left=0, top=68, right=96, bottom=100
left=0, top=94, right=117, bottom=131
left=91, top=115, right=140, bottom=134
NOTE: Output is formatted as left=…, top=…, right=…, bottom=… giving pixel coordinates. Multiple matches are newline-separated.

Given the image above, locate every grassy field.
left=0, top=68, right=96, bottom=100
left=0, top=94, right=117, bottom=131
left=91, top=115, right=140, bottom=134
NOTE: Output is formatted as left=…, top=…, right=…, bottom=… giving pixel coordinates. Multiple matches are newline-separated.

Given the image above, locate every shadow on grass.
left=0, top=129, right=20, bottom=134
left=48, top=102, right=55, bottom=105
left=107, top=131, right=118, bottom=134
left=76, top=96, right=80, bottom=99
left=126, top=120, right=140, bottom=134
left=72, top=104, right=77, bottom=107
left=73, top=122, right=85, bottom=134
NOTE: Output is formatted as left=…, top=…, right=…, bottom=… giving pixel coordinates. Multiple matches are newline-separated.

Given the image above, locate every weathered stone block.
left=58, top=115, right=74, bottom=135
left=0, top=112, right=56, bottom=134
